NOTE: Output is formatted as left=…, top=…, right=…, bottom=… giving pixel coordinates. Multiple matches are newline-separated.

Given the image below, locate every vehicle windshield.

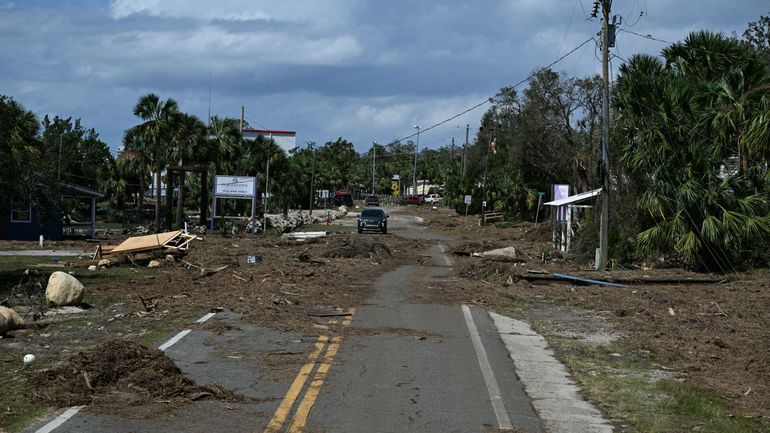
left=361, top=209, right=384, bottom=218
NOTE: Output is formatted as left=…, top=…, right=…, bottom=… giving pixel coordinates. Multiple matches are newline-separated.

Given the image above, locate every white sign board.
left=318, top=189, right=330, bottom=199
left=214, top=176, right=256, bottom=197
left=464, top=195, right=472, bottom=204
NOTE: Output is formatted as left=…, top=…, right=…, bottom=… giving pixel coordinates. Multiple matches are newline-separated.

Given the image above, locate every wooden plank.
left=108, top=231, right=183, bottom=254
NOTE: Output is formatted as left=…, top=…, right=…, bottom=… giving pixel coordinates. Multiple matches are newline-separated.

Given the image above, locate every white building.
left=242, top=128, right=297, bottom=154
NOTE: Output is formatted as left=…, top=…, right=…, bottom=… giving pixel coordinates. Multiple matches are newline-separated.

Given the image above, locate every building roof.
left=242, top=128, right=296, bottom=135
left=543, top=188, right=601, bottom=207
left=61, top=183, right=105, bottom=198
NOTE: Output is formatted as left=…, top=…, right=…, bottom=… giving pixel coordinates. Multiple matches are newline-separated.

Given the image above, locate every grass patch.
left=545, top=336, right=768, bottom=433
left=68, top=266, right=156, bottom=285
left=0, top=385, right=47, bottom=433
left=137, top=328, right=175, bottom=348
left=0, top=256, right=76, bottom=273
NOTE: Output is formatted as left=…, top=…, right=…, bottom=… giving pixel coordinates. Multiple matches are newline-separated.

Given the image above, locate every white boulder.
left=0, top=306, right=24, bottom=336
left=45, top=271, right=85, bottom=307
left=148, top=260, right=161, bottom=268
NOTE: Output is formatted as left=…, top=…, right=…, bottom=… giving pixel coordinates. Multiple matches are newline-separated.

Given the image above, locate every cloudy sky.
left=1, top=0, right=767, bottom=153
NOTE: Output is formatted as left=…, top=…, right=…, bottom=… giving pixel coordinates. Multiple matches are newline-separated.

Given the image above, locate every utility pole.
left=58, top=134, right=62, bottom=181
left=371, top=141, right=377, bottom=195
left=263, top=155, right=270, bottom=235
left=240, top=106, right=244, bottom=134
left=481, top=136, right=493, bottom=226
left=413, top=125, right=420, bottom=196
left=308, top=144, right=316, bottom=215
left=598, top=0, right=612, bottom=270
left=462, top=124, right=469, bottom=178
left=208, top=72, right=212, bottom=126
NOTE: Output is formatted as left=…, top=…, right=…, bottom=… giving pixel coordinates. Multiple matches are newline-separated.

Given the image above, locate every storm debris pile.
left=321, top=236, right=391, bottom=260
left=33, top=339, right=240, bottom=406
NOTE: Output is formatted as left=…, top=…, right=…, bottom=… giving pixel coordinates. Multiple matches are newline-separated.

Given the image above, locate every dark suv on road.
left=358, top=207, right=388, bottom=234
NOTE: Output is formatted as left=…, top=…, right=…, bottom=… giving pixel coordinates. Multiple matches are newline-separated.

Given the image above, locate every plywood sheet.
left=108, top=230, right=183, bottom=254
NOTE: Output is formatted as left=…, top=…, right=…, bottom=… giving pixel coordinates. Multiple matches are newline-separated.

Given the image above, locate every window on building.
left=10, top=199, right=31, bottom=223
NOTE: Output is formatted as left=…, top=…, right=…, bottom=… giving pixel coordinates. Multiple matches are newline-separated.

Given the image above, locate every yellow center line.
left=263, top=335, right=329, bottom=433
left=286, top=308, right=356, bottom=433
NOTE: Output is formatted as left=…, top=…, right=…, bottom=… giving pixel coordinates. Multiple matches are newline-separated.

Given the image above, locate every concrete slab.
left=0, top=250, right=90, bottom=256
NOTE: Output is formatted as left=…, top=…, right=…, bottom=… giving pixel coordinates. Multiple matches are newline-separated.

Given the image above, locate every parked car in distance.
left=332, top=190, right=354, bottom=207
left=358, top=207, right=388, bottom=234
left=424, top=193, right=442, bottom=205
left=364, top=195, right=380, bottom=206
left=405, top=195, right=425, bottom=205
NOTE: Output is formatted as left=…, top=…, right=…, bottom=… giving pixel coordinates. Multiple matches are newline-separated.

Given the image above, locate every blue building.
left=0, top=183, right=104, bottom=241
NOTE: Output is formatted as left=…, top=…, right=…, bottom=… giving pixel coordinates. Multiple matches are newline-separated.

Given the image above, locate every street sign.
left=391, top=182, right=399, bottom=196
left=318, top=189, right=329, bottom=198
left=214, top=176, right=256, bottom=198
left=464, top=195, right=472, bottom=204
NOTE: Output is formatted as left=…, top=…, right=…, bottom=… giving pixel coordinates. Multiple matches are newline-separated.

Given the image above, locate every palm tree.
left=132, top=94, right=179, bottom=231
left=207, top=116, right=242, bottom=176
left=614, top=35, right=770, bottom=269
left=172, top=113, right=206, bottom=228
left=667, top=31, right=770, bottom=173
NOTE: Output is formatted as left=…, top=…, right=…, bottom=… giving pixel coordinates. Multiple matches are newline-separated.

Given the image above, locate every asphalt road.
left=23, top=213, right=547, bottom=433
left=299, top=245, right=543, bottom=433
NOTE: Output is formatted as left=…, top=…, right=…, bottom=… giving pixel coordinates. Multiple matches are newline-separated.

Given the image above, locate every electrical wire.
left=391, top=37, right=596, bottom=145
left=243, top=116, right=268, bottom=130
left=618, top=28, right=671, bottom=45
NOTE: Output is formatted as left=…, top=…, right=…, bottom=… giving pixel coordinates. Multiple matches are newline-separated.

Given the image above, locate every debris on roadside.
left=321, top=236, right=391, bottom=260
left=282, top=231, right=330, bottom=242
left=470, top=246, right=527, bottom=263
left=31, top=339, right=247, bottom=407
left=94, top=230, right=201, bottom=265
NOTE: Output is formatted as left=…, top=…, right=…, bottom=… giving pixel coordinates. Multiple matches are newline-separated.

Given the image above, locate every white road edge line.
left=462, top=304, right=513, bottom=430
left=34, top=406, right=83, bottom=433
left=196, top=312, right=217, bottom=323
left=158, top=329, right=191, bottom=351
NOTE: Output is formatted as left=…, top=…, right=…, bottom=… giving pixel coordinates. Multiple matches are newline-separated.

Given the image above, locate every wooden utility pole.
left=462, top=124, right=469, bottom=178
left=308, top=144, right=316, bottom=214
left=598, top=0, right=612, bottom=269
left=240, top=106, right=244, bottom=133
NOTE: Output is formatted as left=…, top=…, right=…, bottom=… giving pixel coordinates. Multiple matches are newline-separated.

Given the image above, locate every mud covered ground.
left=408, top=205, right=770, bottom=422
left=1, top=206, right=769, bottom=431
left=0, top=228, right=428, bottom=429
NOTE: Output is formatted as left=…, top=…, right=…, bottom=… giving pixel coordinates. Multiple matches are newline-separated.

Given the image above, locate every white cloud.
left=1, top=0, right=767, bottom=154
left=108, top=0, right=356, bottom=27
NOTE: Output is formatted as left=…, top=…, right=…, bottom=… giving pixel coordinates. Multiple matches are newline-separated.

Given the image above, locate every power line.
left=243, top=116, right=268, bottom=130
left=618, top=28, right=671, bottom=45
left=391, top=37, right=596, bottom=144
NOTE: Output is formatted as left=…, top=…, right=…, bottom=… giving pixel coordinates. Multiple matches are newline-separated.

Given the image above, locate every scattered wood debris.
left=95, top=231, right=201, bottom=264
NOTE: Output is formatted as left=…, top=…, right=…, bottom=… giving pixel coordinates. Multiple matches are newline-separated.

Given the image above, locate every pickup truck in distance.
left=405, top=195, right=425, bottom=205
